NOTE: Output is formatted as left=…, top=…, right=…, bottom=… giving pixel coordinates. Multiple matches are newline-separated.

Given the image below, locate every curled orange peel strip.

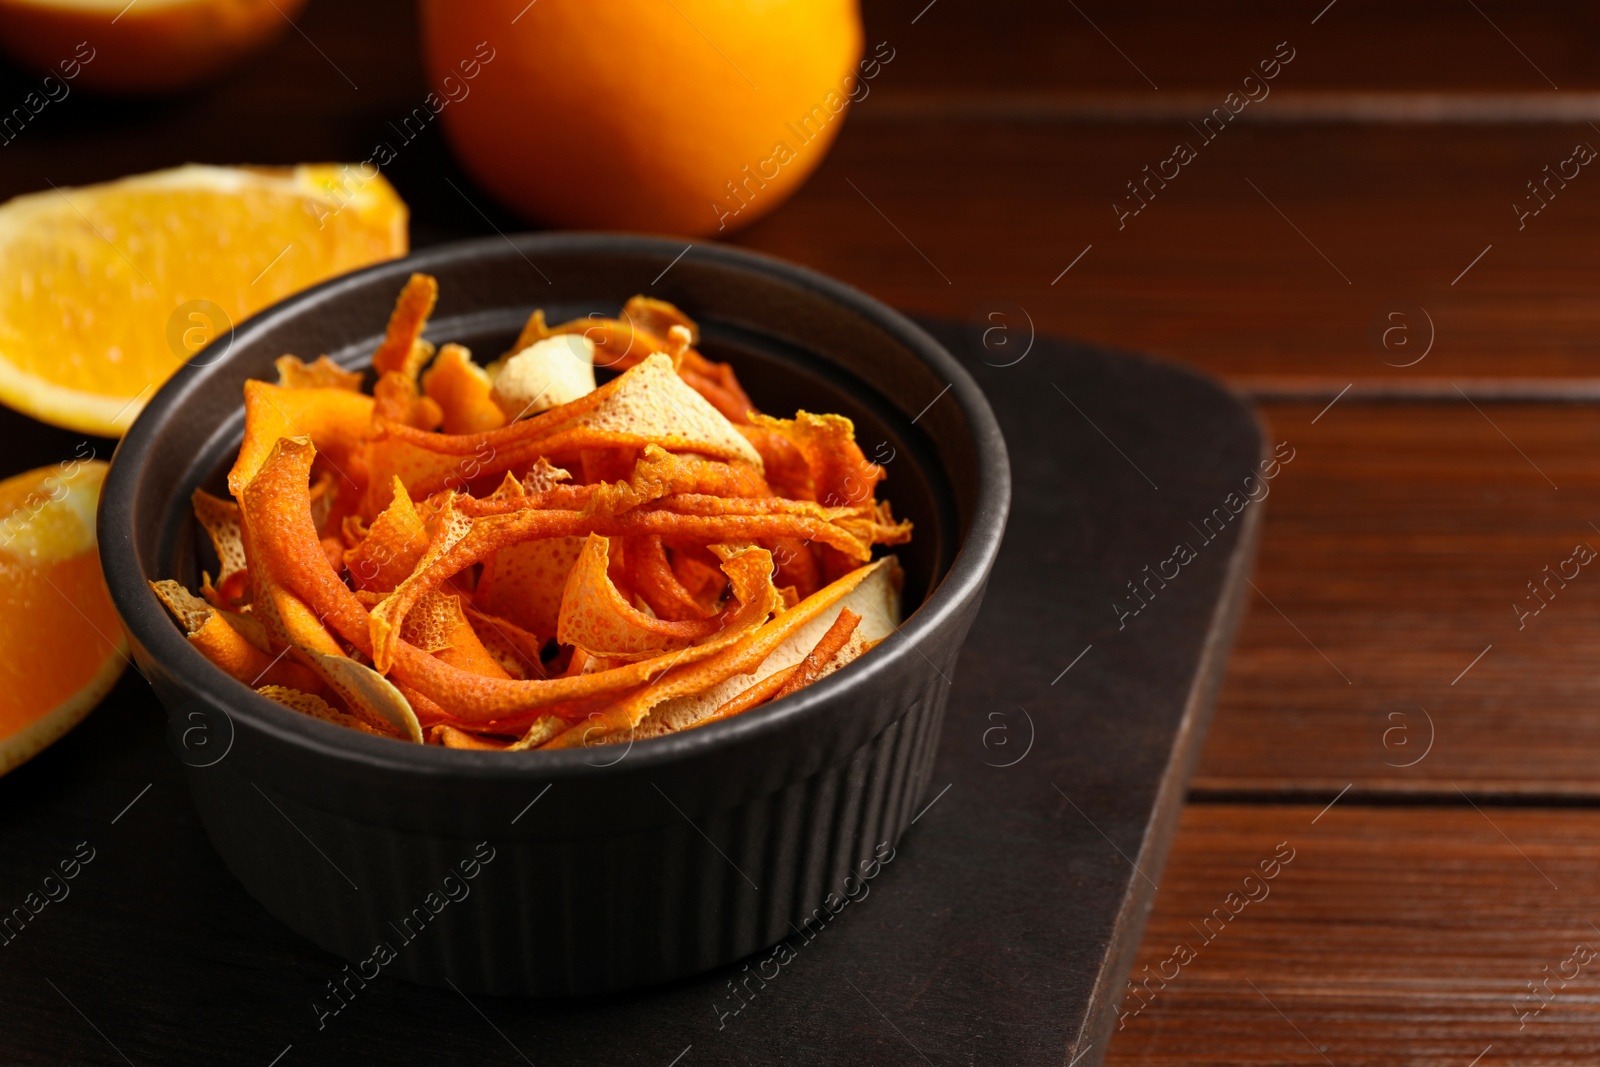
left=192, top=613, right=326, bottom=692
left=771, top=608, right=861, bottom=700
left=687, top=663, right=802, bottom=729
left=366, top=447, right=732, bottom=668
left=620, top=295, right=700, bottom=346
left=384, top=545, right=780, bottom=723
left=452, top=450, right=767, bottom=519
left=373, top=370, right=443, bottom=432
left=465, top=606, right=547, bottom=680
left=241, top=437, right=372, bottom=655
left=507, top=715, right=567, bottom=750
left=363, top=447, right=887, bottom=672
left=540, top=558, right=880, bottom=748
left=276, top=355, right=363, bottom=392
left=405, top=591, right=510, bottom=679
left=191, top=489, right=248, bottom=595
left=259, top=685, right=387, bottom=735
left=237, top=450, right=425, bottom=741
left=343, top=476, right=429, bottom=592
left=228, top=382, right=372, bottom=499
left=304, top=648, right=423, bottom=742
left=150, top=578, right=323, bottom=692
left=250, top=577, right=345, bottom=660
left=474, top=535, right=586, bottom=638
left=423, top=343, right=506, bottom=435
left=628, top=533, right=716, bottom=621
left=745, top=411, right=887, bottom=507
left=432, top=723, right=510, bottom=750
left=363, top=355, right=761, bottom=509
left=368, top=493, right=480, bottom=671
left=556, top=534, right=728, bottom=660
left=373, top=502, right=882, bottom=663
left=371, top=272, right=439, bottom=380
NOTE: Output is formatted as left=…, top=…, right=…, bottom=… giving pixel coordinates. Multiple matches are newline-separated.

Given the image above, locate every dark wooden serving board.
left=0, top=320, right=1261, bottom=1066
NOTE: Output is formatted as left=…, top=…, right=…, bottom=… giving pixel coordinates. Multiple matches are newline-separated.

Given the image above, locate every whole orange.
left=420, top=0, right=865, bottom=237
left=0, top=0, right=306, bottom=95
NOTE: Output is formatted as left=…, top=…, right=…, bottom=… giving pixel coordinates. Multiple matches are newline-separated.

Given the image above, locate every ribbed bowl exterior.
left=104, top=234, right=1008, bottom=998
left=171, top=665, right=959, bottom=996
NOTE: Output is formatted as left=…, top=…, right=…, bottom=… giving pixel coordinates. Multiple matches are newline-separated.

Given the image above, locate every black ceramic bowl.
left=99, top=234, right=1009, bottom=996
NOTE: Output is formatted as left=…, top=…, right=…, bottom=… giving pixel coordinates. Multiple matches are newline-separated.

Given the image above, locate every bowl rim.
left=100, top=232, right=1011, bottom=782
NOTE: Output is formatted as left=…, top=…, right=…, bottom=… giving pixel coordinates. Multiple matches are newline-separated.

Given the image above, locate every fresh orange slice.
left=0, top=459, right=127, bottom=776
left=0, top=164, right=408, bottom=437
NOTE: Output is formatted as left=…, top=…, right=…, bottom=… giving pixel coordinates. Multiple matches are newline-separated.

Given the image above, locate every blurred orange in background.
left=420, top=0, right=866, bottom=237
left=0, top=0, right=305, bottom=94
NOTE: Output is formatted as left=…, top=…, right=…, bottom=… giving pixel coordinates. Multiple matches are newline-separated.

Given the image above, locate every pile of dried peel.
left=151, top=274, right=912, bottom=750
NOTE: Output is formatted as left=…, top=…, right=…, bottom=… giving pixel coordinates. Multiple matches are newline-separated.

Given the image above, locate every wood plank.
left=1105, top=802, right=1600, bottom=1067
left=735, top=119, right=1600, bottom=387
left=864, top=0, right=1600, bottom=95
left=1192, top=400, right=1600, bottom=797
left=870, top=90, right=1600, bottom=125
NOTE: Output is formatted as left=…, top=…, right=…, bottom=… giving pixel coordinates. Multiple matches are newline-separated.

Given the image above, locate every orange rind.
left=156, top=277, right=910, bottom=747
left=0, top=460, right=127, bottom=775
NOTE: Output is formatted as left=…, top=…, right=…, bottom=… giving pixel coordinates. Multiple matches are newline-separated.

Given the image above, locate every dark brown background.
left=5, top=0, right=1600, bottom=1062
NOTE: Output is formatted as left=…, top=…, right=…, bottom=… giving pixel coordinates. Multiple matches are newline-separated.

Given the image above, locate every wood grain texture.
left=735, top=120, right=1600, bottom=387
left=865, top=0, right=1600, bottom=95
left=1104, top=803, right=1600, bottom=1067
left=1192, top=400, right=1600, bottom=798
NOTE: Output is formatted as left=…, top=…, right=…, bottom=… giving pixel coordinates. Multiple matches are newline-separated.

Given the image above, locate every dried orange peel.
left=156, top=276, right=911, bottom=748
left=556, top=533, right=725, bottom=658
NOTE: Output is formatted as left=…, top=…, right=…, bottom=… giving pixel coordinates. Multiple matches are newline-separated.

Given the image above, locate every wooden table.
left=5, top=0, right=1599, bottom=1062
left=757, top=4, right=1600, bottom=1063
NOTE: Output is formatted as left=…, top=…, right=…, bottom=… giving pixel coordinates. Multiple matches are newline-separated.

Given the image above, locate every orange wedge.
left=0, top=459, right=127, bottom=776
left=0, top=164, right=408, bottom=437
